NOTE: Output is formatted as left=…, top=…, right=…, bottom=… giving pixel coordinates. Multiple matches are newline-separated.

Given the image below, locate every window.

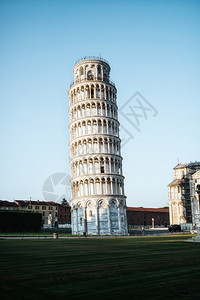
left=55, top=212, right=58, bottom=217
left=97, top=66, right=101, bottom=79
left=42, top=212, right=45, bottom=216
left=56, top=207, right=58, bottom=210
left=35, top=206, right=39, bottom=210
left=91, top=88, right=94, bottom=98
left=101, top=166, right=104, bottom=173
left=49, top=206, right=52, bottom=210
left=80, top=217, right=82, bottom=225
left=42, top=206, right=46, bottom=210
left=60, top=215, right=62, bottom=219
left=87, top=70, right=94, bottom=80
left=28, top=206, right=32, bottom=209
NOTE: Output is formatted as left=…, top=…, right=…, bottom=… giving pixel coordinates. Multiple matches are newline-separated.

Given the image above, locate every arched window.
left=87, top=70, right=94, bottom=80
left=97, top=65, right=101, bottom=79
left=91, top=88, right=94, bottom=98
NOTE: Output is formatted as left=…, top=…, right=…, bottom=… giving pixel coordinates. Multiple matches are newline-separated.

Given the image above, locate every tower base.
left=71, top=197, right=128, bottom=236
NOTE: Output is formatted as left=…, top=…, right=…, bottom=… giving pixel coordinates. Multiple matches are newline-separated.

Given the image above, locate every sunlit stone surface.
left=68, top=57, right=128, bottom=235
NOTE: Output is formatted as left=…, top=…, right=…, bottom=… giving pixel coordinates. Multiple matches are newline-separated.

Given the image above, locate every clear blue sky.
left=0, top=0, right=200, bottom=207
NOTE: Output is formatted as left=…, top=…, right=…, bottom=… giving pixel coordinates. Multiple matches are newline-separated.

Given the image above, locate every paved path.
left=0, top=231, right=191, bottom=240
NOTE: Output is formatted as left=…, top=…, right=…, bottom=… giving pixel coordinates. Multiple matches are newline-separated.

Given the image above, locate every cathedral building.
left=168, top=161, right=200, bottom=229
left=68, top=56, right=128, bottom=235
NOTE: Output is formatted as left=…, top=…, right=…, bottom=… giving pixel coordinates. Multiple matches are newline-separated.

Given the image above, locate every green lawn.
left=0, top=235, right=200, bottom=299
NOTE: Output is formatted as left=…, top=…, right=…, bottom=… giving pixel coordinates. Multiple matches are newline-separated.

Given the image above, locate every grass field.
left=0, top=235, right=200, bottom=299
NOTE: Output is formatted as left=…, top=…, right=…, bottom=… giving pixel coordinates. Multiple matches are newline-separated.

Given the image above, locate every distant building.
left=126, top=207, right=169, bottom=227
left=15, top=200, right=59, bottom=227
left=58, top=204, right=71, bottom=224
left=168, top=162, right=200, bottom=228
left=0, top=200, right=19, bottom=210
left=0, top=200, right=71, bottom=227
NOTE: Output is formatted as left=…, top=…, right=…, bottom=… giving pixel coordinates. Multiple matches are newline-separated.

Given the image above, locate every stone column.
left=117, top=204, right=121, bottom=233
left=72, top=208, right=74, bottom=233
left=76, top=208, right=79, bottom=234
left=87, top=182, right=90, bottom=196
left=101, top=66, right=103, bottom=81
left=120, top=163, right=123, bottom=175
left=123, top=205, right=128, bottom=235
left=95, top=205, right=99, bottom=235
left=80, top=183, right=83, bottom=197
left=122, top=182, right=125, bottom=195
left=111, top=180, right=113, bottom=194
left=107, top=204, right=111, bottom=235
left=84, top=206, right=87, bottom=234
left=101, top=180, right=104, bottom=195
left=105, top=104, right=107, bottom=116
left=93, top=180, right=96, bottom=195
left=105, top=181, right=108, bottom=195
left=90, top=103, right=92, bottom=115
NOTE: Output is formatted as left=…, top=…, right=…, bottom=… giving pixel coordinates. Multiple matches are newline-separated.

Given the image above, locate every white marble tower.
left=68, top=56, right=128, bottom=235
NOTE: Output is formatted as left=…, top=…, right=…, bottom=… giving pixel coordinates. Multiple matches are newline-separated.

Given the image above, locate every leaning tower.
left=68, top=56, right=128, bottom=235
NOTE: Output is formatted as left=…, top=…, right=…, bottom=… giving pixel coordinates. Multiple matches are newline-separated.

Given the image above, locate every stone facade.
left=190, top=170, right=200, bottom=229
left=68, top=56, right=128, bottom=235
left=168, top=162, right=200, bottom=226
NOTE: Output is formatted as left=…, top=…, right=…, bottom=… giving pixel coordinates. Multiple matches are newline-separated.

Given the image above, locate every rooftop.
left=168, top=179, right=184, bottom=187
left=0, top=200, right=18, bottom=207
left=74, top=56, right=109, bottom=66
left=174, top=161, right=200, bottom=169
left=14, top=200, right=60, bottom=206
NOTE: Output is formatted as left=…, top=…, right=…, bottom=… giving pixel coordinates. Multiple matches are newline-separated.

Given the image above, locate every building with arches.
left=68, top=56, right=128, bottom=235
left=168, top=161, right=200, bottom=229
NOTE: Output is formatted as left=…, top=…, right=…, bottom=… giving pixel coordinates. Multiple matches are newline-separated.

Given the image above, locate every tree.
left=61, top=198, right=69, bottom=205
